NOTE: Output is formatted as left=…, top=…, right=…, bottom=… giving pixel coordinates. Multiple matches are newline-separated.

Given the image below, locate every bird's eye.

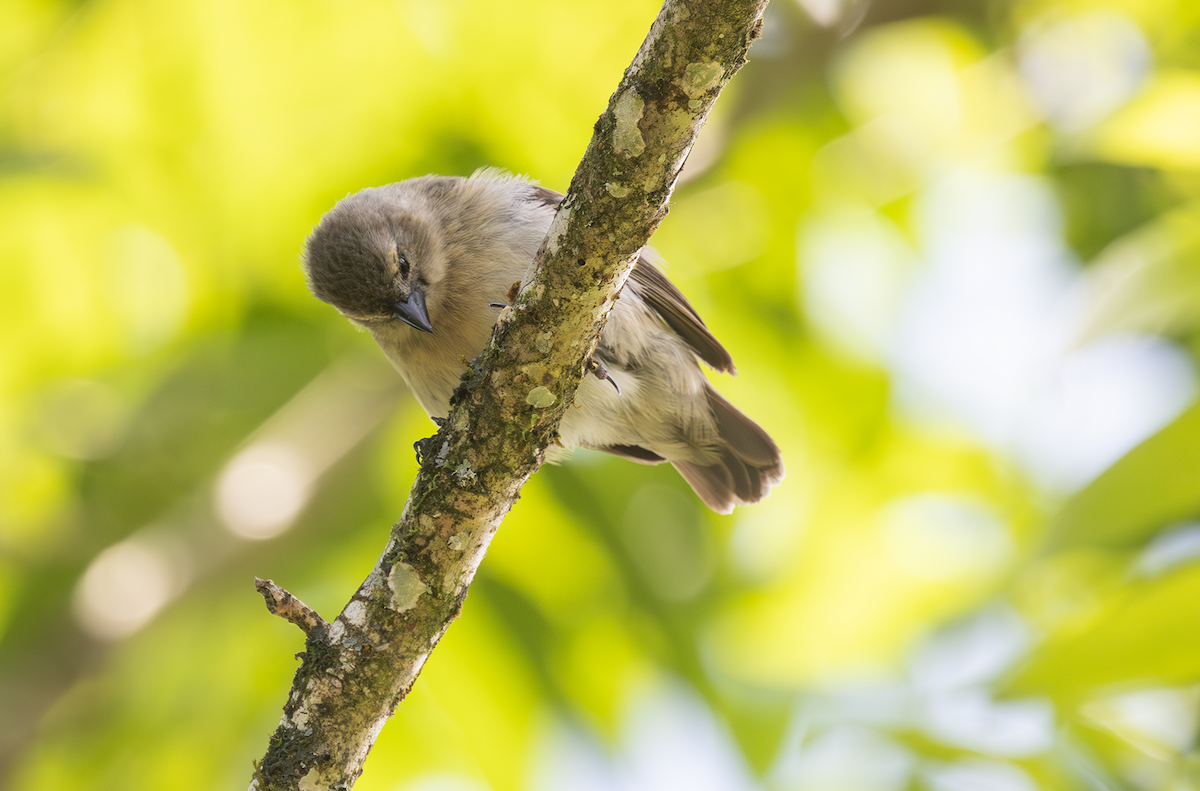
left=397, top=248, right=411, bottom=280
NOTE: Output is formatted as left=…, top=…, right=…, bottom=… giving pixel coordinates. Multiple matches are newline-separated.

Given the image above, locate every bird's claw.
left=413, top=417, right=448, bottom=464
left=589, top=358, right=621, bottom=395
left=413, top=436, right=434, bottom=465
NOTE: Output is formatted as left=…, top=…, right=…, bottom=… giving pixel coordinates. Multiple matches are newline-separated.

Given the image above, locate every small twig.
left=254, top=577, right=328, bottom=636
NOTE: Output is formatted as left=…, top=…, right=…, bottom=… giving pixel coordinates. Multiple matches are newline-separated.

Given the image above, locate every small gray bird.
left=303, top=170, right=783, bottom=513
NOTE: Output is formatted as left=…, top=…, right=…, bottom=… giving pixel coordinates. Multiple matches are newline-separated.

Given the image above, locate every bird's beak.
left=394, top=288, right=434, bottom=334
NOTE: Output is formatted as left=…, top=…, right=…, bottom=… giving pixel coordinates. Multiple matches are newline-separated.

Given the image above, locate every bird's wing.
left=626, top=256, right=735, bottom=374
left=524, top=185, right=736, bottom=374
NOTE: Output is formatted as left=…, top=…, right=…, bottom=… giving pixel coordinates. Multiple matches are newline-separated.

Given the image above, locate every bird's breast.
left=371, top=307, right=498, bottom=419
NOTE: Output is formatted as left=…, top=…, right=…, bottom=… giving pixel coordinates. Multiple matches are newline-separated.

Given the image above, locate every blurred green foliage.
left=4, top=0, right=1200, bottom=789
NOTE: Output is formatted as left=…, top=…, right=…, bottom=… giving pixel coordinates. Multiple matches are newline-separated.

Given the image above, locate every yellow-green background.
left=4, top=0, right=1200, bottom=788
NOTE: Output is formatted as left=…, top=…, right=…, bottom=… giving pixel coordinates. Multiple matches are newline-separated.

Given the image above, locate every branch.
left=251, top=1, right=769, bottom=788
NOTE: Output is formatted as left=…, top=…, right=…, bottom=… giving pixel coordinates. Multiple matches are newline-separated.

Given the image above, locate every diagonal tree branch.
left=250, top=1, right=769, bottom=788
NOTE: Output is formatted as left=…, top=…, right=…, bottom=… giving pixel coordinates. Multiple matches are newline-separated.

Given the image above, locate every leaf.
left=1074, top=201, right=1200, bottom=344
left=1047, top=398, right=1200, bottom=551
left=1088, top=70, right=1200, bottom=172
left=1005, top=563, right=1200, bottom=701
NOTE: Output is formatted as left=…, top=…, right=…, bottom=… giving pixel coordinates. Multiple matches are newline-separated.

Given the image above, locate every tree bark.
left=250, top=1, right=769, bottom=788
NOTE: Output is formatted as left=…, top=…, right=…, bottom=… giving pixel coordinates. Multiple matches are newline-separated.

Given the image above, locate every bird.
left=302, top=170, right=783, bottom=513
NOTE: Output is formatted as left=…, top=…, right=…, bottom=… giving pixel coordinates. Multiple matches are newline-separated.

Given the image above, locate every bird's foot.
left=488, top=281, right=523, bottom=310
left=588, top=358, right=621, bottom=395
left=413, top=417, right=448, bottom=464
left=413, top=436, right=434, bottom=465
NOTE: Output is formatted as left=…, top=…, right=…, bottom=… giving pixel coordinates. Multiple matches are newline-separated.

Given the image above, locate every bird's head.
left=303, top=185, right=447, bottom=335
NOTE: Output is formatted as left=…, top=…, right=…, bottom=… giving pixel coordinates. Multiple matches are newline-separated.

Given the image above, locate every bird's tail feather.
left=672, top=386, right=784, bottom=514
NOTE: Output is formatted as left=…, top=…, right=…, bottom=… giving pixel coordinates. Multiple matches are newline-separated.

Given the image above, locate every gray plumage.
left=303, top=170, right=784, bottom=513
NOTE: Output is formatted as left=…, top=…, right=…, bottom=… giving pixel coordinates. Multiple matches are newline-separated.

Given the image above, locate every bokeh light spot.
left=881, top=494, right=1012, bottom=582
left=215, top=441, right=312, bottom=540
left=73, top=539, right=184, bottom=641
